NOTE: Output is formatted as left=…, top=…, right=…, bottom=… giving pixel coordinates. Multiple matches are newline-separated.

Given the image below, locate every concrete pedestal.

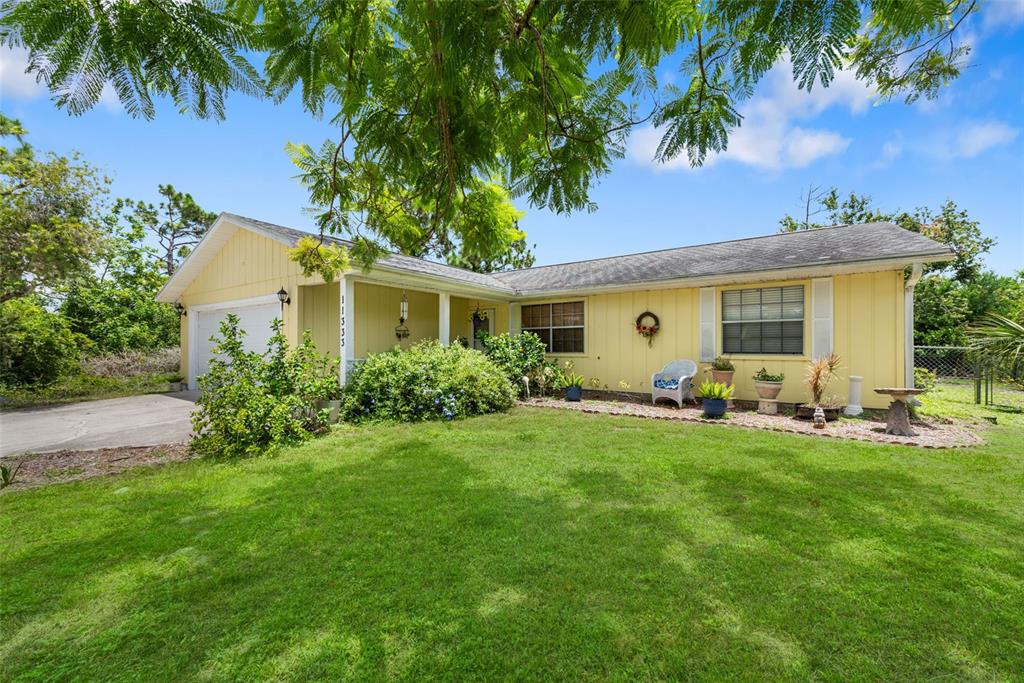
left=884, top=399, right=916, bottom=436
left=757, top=399, right=779, bottom=415
left=845, top=375, right=864, bottom=416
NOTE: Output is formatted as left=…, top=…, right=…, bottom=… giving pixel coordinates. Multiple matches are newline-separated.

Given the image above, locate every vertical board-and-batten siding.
left=526, top=271, right=902, bottom=409
left=353, top=283, right=438, bottom=358
left=299, top=283, right=339, bottom=358
left=179, top=227, right=315, bottom=376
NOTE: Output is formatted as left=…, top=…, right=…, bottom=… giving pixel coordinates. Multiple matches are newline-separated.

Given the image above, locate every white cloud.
left=785, top=128, right=851, bottom=167
left=982, top=0, right=1024, bottom=33
left=627, top=59, right=873, bottom=172
left=0, top=46, right=45, bottom=100
left=954, top=121, right=1019, bottom=158
left=881, top=141, right=903, bottom=162
left=0, top=45, right=123, bottom=114
left=870, top=139, right=904, bottom=169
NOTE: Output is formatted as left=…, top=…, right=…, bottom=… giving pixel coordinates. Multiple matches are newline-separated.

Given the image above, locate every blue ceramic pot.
left=703, top=398, right=727, bottom=418
left=565, top=386, right=583, bottom=402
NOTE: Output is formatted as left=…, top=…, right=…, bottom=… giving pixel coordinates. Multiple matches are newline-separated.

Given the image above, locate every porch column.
left=339, top=276, right=355, bottom=384
left=438, top=292, right=451, bottom=345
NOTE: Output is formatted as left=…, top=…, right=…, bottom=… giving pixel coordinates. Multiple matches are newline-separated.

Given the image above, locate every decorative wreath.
left=635, top=311, right=660, bottom=346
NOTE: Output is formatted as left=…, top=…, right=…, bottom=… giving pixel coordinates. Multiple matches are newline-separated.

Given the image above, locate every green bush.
left=191, top=316, right=340, bottom=458
left=342, top=340, right=515, bottom=422
left=61, top=282, right=179, bottom=353
left=0, top=298, right=84, bottom=386
left=480, top=332, right=548, bottom=396
left=914, top=367, right=938, bottom=391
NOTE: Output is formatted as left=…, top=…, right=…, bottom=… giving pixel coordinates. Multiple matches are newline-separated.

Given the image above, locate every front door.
left=470, top=308, right=495, bottom=349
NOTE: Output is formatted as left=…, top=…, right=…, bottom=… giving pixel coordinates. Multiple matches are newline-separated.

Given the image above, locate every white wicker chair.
left=651, top=360, right=698, bottom=408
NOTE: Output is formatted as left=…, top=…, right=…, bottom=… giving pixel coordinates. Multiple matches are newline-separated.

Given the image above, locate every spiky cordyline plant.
left=805, top=353, right=842, bottom=406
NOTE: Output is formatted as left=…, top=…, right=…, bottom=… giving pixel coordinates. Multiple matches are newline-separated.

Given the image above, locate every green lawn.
left=2, top=404, right=1022, bottom=680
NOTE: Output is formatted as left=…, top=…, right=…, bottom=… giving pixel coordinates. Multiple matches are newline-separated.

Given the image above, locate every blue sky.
left=1, top=4, right=1021, bottom=275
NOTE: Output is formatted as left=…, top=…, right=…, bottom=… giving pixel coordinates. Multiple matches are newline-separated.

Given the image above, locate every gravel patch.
left=1, top=443, right=193, bottom=491
left=525, top=398, right=983, bottom=449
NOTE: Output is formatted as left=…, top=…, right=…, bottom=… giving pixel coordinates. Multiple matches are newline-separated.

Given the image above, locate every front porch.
left=298, top=277, right=513, bottom=383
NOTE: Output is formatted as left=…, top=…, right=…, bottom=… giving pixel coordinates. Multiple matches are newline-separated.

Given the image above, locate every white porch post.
left=339, top=276, right=355, bottom=384
left=438, top=292, right=451, bottom=345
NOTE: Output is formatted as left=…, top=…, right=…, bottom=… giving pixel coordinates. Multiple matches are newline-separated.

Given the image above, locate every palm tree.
left=970, top=314, right=1024, bottom=379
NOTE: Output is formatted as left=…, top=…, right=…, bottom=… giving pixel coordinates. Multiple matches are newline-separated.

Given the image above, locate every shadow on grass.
left=2, top=414, right=1022, bottom=680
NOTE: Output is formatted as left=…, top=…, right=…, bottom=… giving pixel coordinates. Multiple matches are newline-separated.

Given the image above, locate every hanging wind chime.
left=395, top=291, right=410, bottom=340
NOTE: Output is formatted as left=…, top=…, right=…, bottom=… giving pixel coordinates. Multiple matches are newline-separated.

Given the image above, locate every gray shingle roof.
left=491, top=222, right=952, bottom=293
left=226, top=214, right=514, bottom=292
left=227, top=214, right=951, bottom=296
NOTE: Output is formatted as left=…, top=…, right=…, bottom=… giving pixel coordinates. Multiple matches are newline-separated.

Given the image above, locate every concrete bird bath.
left=873, top=388, right=927, bottom=437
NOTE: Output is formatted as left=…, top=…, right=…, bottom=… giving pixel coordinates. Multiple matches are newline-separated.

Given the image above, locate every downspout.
left=904, top=263, right=923, bottom=387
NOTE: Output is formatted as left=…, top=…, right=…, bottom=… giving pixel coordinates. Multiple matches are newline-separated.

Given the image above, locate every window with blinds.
left=722, top=286, right=804, bottom=354
left=521, top=301, right=584, bottom=353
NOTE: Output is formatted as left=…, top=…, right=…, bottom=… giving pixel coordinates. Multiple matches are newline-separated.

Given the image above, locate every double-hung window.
left=722, top=286, right=804, bottom=354
left=521, top=301, right=584, bottom=353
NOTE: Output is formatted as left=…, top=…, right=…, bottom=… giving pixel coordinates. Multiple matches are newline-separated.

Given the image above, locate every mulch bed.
left=525, top=398, right=983, bottom=449
left=1, top=444, right=194, bottom=491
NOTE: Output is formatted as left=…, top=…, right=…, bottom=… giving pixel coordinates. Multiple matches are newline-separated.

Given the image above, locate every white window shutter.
left=811, top=277, right=833, bottom=358
left=699, top=287, right=716, bottom=362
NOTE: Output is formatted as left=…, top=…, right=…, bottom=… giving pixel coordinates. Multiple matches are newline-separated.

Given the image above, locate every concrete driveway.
left=0, top=392, right=197, bottom=457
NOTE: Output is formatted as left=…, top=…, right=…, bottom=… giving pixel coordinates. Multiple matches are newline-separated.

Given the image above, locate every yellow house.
left=157, top=214, right=952, bottom=410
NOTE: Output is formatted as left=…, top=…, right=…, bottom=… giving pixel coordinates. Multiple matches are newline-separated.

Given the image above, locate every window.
left=722, top=286, right=804, bottom=354
left=522, top=301, right=584, bottom=353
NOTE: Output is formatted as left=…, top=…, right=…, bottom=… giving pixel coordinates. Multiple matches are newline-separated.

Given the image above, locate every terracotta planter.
left=754, top=381, right=783, bottom=400
left=710, top=369, right=735, bottom=385
left=795, top=404, right=842, bottom=421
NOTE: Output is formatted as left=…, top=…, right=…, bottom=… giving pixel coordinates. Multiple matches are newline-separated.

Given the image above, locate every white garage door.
left=190, top=298, right=280, bottom=388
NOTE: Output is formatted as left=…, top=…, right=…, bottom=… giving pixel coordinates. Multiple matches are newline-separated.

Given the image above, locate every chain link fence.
left=914, top=346, right=975, bottom=380
left=914, top=345, right=1024, bottom=411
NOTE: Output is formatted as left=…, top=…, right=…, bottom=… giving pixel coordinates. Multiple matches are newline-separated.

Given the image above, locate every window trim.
left=721, top=285, right=805, bottom=356
left=521, top=300, right=586, bottom=355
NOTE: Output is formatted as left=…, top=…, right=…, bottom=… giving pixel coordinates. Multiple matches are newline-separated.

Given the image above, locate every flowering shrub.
left=342, top=340, right=515, bottom=422
left=480, top=332, right=548, bottom=396
left=191, top=316, right=340, bottom=458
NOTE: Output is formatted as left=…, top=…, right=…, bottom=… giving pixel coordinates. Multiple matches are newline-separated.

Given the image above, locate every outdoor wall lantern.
left=395, top=291, right=410, bottom=340
left=173, top=302, right=187, bottom=316
left=277, top=287, right=291, bottom=305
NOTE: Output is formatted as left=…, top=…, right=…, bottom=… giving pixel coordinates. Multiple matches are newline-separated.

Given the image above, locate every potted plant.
left=310, top=363, right=344, bottom=424
left=699, top=381, right=734, bottom=418
left=752, top=367, right=785, bottom=399
left=796, top=353, right=844, bottom=420
left=709, top=356, right=735, bottom=385
left=564, top=372, right=584, bottom=402
left=316, top=384, right=344, bottom=423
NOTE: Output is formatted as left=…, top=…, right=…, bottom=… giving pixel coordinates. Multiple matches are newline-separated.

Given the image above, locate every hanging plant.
left=635, top=311, right=660, bottom=347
